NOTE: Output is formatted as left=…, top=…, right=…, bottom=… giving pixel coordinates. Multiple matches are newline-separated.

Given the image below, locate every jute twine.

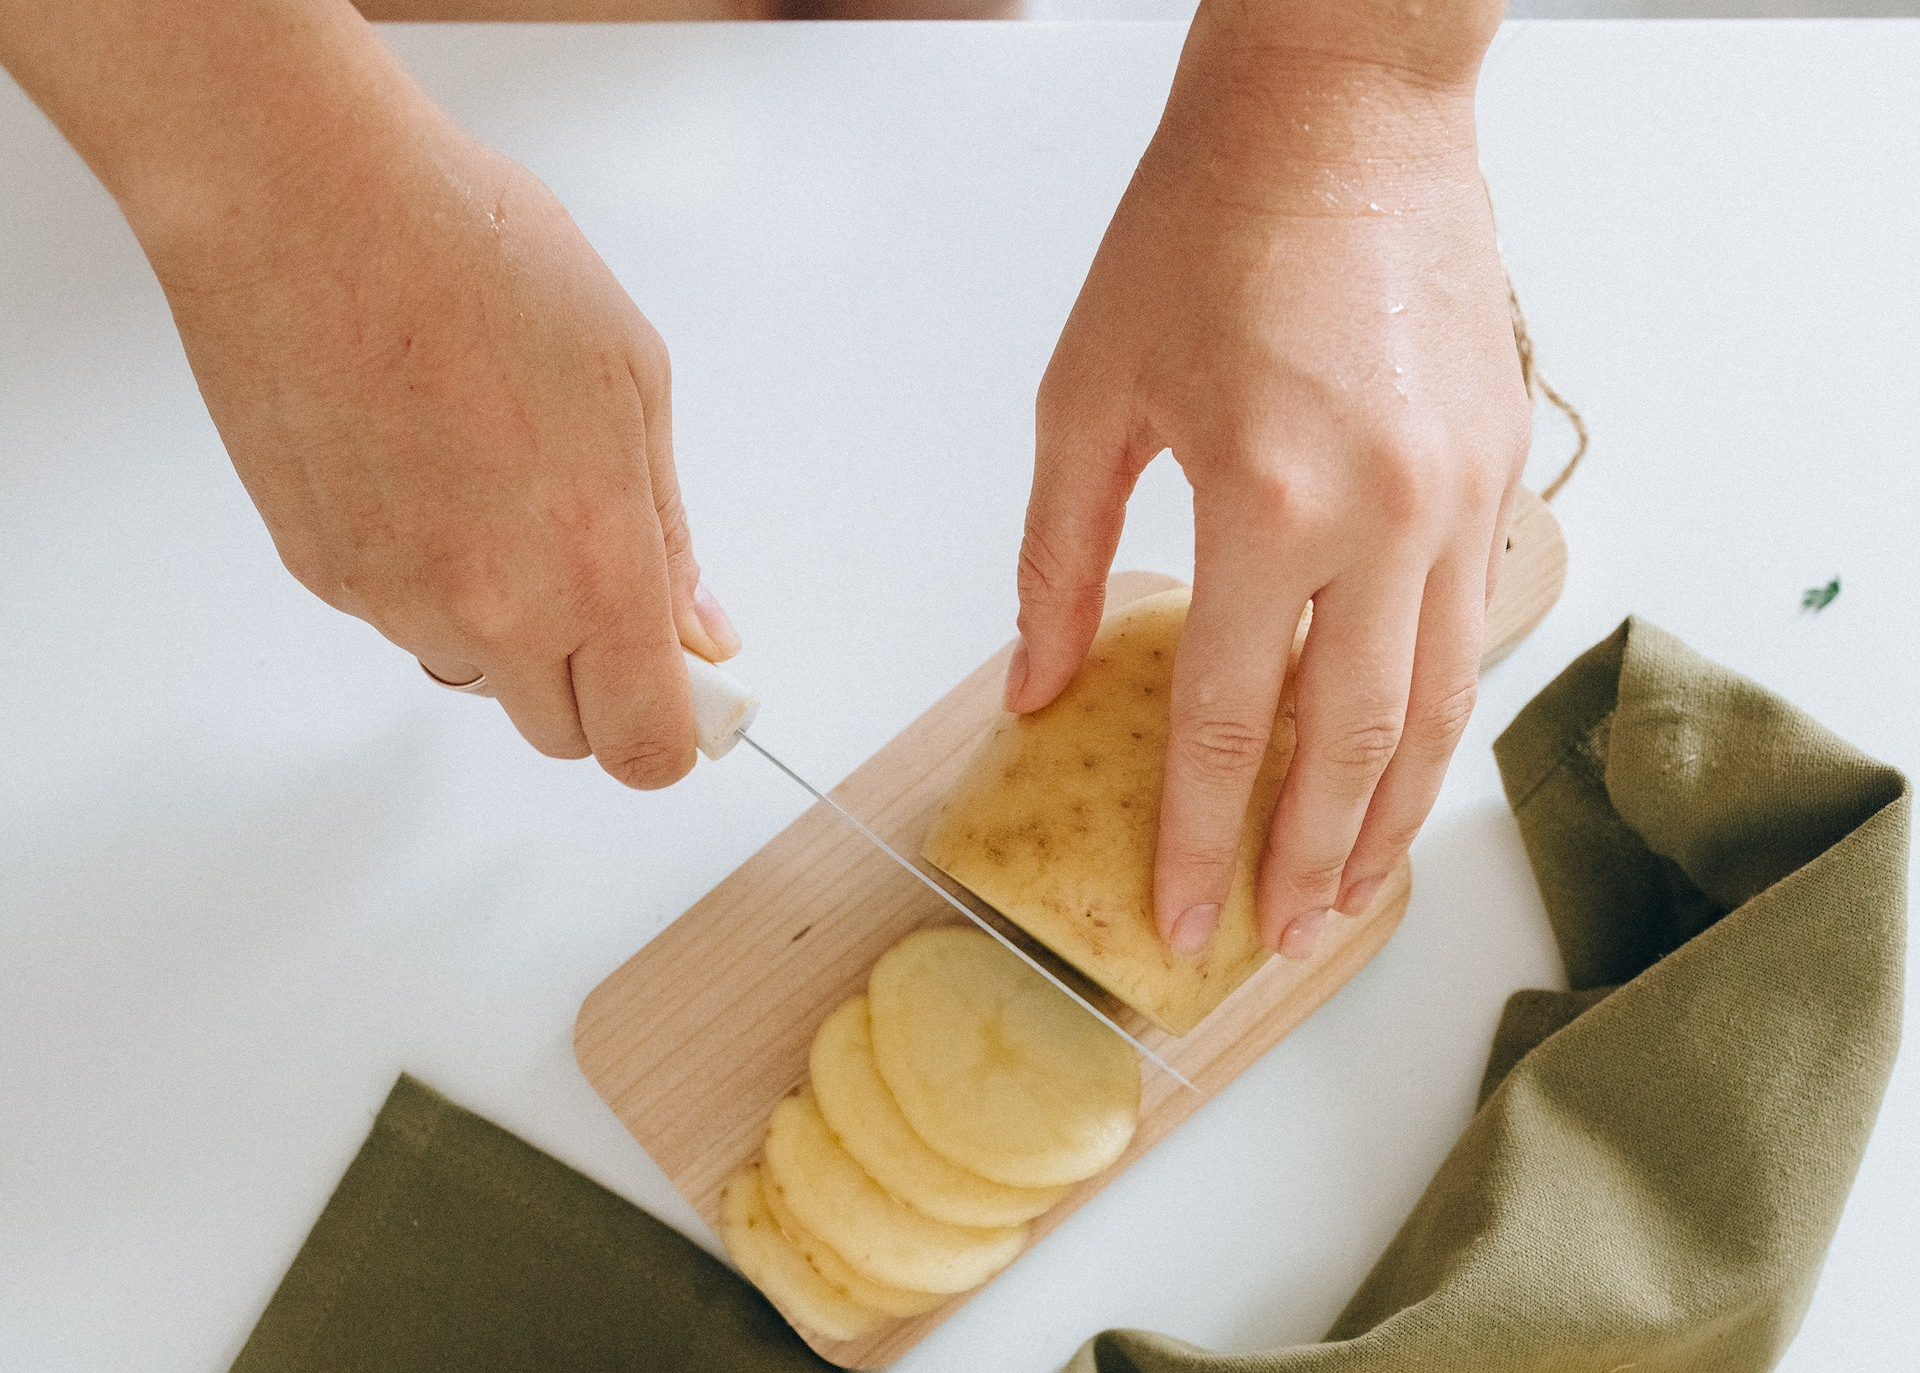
left=1488, top=166, right=1588, bottom=504
left=1508, top=276, right=1588, bottom=503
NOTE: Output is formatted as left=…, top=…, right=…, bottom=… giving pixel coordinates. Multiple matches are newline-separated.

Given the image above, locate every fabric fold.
left=230, top=1074, right=833, bottom=1373
left=233, top=619, right=1904, bottom=1373
left=1068, top=618, right=1904, bottom=1373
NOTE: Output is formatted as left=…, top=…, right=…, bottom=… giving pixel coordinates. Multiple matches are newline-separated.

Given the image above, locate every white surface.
left=1, top=18, right=1916, bottom=1371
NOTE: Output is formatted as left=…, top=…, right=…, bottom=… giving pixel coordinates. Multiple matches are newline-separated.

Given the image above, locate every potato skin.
left=922, top=587, right=1305, bottom=1036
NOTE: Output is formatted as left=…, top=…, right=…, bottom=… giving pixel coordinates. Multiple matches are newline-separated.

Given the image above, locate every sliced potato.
left=812, top=995, right=1067, bottom=1227
left=717, top=1162, right=892, bottom=1342
left=867, top=927, right=1140, bottom=1189
left=762, top=1088, right=1027, bottom=1294
left=922, top=586, right=1310, bottom=1035
left=761, top=1152, right=949, bottom=1318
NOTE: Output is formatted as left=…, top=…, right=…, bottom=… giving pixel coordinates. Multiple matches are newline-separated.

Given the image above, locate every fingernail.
left=694, top=583, right=741, bottom=659
left=1003, top=637, right=1031, bottom=712
left=1339, top=874, right=1384, bottom=915
left=1278, top=908, right=1329, bottom=961
left=1170, top=903, right=1221, bottom=957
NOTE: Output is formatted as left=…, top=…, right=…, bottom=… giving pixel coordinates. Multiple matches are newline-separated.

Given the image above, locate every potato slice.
left=812, top=995, right=1067, bottom=1227
left=922, top=586, right=1309, bottom=1035
left=867, top=927, right=1139, bottom=1188
left=717, top=1162, right=892, bottom=1342
left=761, top=1151, right=949, bottom=1318
left=762, top=1088, right=1028, bottom=1294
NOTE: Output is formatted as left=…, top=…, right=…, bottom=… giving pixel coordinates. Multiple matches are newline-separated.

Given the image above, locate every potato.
left=867, top=927, right=1139, bottom=1189
left=761, top=1088, right=1028, bottom=1294
left=717, top=1162, right=892, bottom=1342
left=921, top=586, right=1308, bottom=1035
left=760, top=1152, right=949, bottom=1318
left=811, top=995, right=1067, bottom=1227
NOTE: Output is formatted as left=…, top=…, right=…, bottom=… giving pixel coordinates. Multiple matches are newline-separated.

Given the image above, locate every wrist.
left=89, top=5, right=450, bottom=280
left=1152, top=0, right=1496, bottom=218
left=1188, top=0, right=1502, bottom=94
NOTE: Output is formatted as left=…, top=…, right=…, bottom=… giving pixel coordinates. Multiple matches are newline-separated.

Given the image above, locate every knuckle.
left=1364, top=433, right=1445, bottom=531
left=655, top=487, right=696, bottom=567
left=1364, top=823, right=1423, bottom=867
left=1318, top=713, right=1404, bottom=776
left=438, top=568, right=524, bottom=651
left=1171, top=713, right=1272, bottom=786
left=278, top=545, right=338, bottom=604
left=1235, top=467, right=1305, bottom=526
left=1272, top=852, right=1350, bottom=901
left=1410, top=677, right=1478, bottom=753
left=1163, top=836, right=1241, bottom=880
left=601, top=736, right=695, bottom=791
left=1494, top=387, right=1534, bottom=472
left=1016, top=526, right=1100, bottom=611
left=636, top=324, right=672, bottom=382
left=1033, top=363, right=1091, bottom=433
left=1232, top=468, right=1338, bottom=540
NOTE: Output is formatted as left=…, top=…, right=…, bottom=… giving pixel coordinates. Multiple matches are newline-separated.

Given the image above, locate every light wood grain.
left=575, top=491, right=1565, bottom=1367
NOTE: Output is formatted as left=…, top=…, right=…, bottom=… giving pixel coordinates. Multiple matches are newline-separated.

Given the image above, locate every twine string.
left=1507, top=274, right=1589, bottom=503
left=1486, top=167, right=1588, bottom=504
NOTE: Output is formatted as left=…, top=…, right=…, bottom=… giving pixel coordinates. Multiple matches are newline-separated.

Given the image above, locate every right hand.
left=140, top=117, right=736, bottom=789
left=1006, top=6, right=1525, bottom=960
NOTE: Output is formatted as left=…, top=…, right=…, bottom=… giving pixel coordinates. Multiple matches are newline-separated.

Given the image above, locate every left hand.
left=1006, top=14, right=1531, bottom=959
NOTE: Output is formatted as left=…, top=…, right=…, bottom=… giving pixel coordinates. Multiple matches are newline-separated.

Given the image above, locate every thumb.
left=1008, top=385, right=1141, bottom=713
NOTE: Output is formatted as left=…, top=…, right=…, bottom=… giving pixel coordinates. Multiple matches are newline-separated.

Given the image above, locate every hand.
left=1007, top=14, right=1529, bottom=957
left=142, top=118, right=737, bottom=789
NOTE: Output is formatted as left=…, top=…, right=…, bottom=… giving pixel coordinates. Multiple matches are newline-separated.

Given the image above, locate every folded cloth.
left=235, top=619, right=1904, bottom=1373
left=230, top=1073, right=833, bottom=1373
left=1067, top=617, right=1906, bottom=1373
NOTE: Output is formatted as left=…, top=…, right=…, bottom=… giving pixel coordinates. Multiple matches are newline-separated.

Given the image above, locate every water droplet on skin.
left=1388, top=302, right=1406, bottom=316
left=1393, top=366, right=1404, bottom=375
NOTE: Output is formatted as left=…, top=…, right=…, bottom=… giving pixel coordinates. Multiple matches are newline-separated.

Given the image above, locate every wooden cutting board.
left=575, top=488, right=1567, bottom=1367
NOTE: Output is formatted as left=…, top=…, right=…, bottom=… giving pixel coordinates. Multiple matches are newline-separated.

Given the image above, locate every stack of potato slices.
left=719, top=926, right=1142, bottom=1341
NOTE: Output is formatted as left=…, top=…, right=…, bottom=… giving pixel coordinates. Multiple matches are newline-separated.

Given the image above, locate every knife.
left=683, top=649, right=1196, bottom=1092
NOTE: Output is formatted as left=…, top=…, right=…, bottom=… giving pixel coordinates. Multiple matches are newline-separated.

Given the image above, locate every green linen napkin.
left=230, top=1073, right=833, bottom=1373
left=1068, top=617, right=1906, bottom=1373
left=236, top=618, right=1903, bottom=1373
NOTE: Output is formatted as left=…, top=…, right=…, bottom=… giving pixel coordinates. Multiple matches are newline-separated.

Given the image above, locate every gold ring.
left=419, top=659, right=492, bottom=696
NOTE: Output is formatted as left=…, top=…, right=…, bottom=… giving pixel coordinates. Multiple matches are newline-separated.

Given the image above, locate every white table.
left=2, top=18, right=1915, bottom=1370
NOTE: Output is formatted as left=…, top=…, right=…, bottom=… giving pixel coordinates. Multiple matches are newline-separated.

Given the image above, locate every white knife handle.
left=684, top=649, right=759, bottom=760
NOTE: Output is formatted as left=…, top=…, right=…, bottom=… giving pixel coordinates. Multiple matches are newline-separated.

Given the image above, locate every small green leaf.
left=1801, top=578, right=1841, bottom=613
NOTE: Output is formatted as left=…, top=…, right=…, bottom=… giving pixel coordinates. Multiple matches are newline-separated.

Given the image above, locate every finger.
left=1008, top=381, right=1142, bottom=713
left=416, top=641, right=594, bottom=758
left=1334, top=552, right=1486, bottom=917
left=1153, top=490, right=1314, bottom=958
left=569, top=504, right=698, bottom=791
left=1256, top=565, right=1424, bottom=956
left=628, top=338, right=740, bottom=664
left=481, top=653, right=594, bottom=760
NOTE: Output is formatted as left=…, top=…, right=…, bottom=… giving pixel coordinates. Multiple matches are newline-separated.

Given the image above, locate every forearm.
left=0, top=0, right=444, bottom=261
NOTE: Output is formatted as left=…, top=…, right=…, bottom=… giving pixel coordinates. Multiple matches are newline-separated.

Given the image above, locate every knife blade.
left=684, top=650, right=1197, bottom=1093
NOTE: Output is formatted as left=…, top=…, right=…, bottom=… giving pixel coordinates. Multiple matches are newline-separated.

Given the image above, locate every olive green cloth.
left=235, top=619, right=1904, bottom=1373
left=230, top=1073, right=833, bottom=1373
left=1068, top=617, right=1907, bottom=1373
